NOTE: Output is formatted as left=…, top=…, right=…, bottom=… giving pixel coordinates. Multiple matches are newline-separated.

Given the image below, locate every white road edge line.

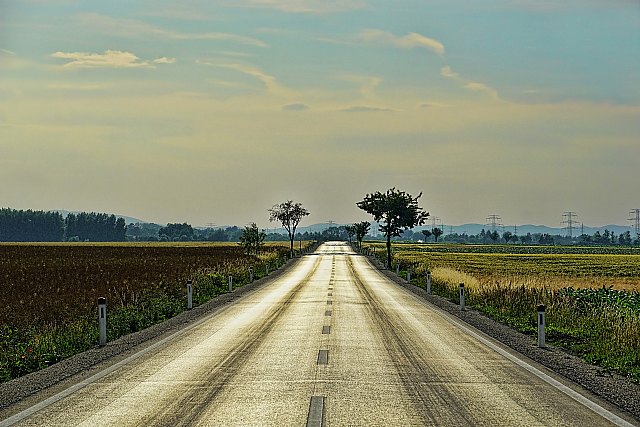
left=374, top=267, right=637, bottom=427
left=439, top=311, right=636, bottom=427
left=1, top=304, right=224, bottom=427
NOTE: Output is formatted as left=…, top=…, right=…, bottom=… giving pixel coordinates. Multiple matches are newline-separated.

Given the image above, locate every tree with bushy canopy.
left=268, top=200, right=310, bottom=258
left=357, top=188, right=428, bottom=268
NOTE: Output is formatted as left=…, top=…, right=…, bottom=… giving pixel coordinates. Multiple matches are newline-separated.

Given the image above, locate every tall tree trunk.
left=386, top=233, right=392, bottom=269
left=289, top=236, right=294, bottom=258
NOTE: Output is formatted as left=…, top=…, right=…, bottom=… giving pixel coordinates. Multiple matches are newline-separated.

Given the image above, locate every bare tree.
left=268, top=200, right=310, bottom=258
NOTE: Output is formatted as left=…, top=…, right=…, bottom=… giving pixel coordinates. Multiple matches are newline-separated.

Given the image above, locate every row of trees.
left=65, top=212, right=127, bottom=242
left=0, top=208, right=65, bottom=242
left=0, top=208, right=126, bottom=242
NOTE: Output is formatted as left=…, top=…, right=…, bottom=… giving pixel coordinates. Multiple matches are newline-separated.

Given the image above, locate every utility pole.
left=630, top=209, right=640, bottom=240
left=486, top=215, right=502, bottom=233
left=562, top=212, right=578, bottom=238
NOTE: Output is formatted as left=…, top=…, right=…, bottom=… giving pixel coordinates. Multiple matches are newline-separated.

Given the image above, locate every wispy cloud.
left=341, top=105, right=393, bottom=112
left=339, top=75, right=382, bottom=99
left=464, top=82, right=499, bottom=100
left=199, top=60, right=294, bottom=97
left=229, top=0, right=365, bottom=14
left=51, top=50, right=154, bottom=69
left=153, top=57, right=176, bottom=64
left=47, top=83, right=111, bottom=91
left=73, top=13, right=268, bottom=48
left=358, top=29, right=445, bottom=56
left=282, top=103, right=310, bottom=111
left=441, top=65, right=500, bottom=100
left=440, top=66, right=459, bottom=79
left=419, top=102, right=454, bottom=108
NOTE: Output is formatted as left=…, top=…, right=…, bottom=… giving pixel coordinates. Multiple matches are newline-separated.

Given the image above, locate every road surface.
left=1, top=242, right=636, bottom=426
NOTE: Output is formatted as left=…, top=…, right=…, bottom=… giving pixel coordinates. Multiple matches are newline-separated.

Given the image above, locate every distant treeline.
left=398, top=228, right=638, bottom=246
left=0, top=208, right=126, bottom=242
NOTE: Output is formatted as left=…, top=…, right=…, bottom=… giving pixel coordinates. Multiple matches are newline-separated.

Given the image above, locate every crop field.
left=365, top=242, right=640, bottom=381
left=0, top=242, right=308, bottom=382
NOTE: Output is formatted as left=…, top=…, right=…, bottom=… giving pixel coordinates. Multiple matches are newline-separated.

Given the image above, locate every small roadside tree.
left=353, top=221, right=370, bottom=248
left=239, top=223, right=266, bottom=256
left=357, top=188, right=428, bottom=268
left=502, top=231, right=513, bottom=244
left=432, top=227, right=443, bottom=242
left=344, top=225, right=356, bottom=244
left=268, top=200, right=310, bottom=258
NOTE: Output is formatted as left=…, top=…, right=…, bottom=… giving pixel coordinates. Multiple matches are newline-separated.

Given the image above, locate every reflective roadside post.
left=407, top=269, right=411, bottom=283
left=98, top=297, right=107, bottom=347
left=459, top=283, right=465, bottom=311
left=538, top=305, right=546, bottom=348
left=229, top=275, right=233, bottom=292
left=187, top=280, right=193, bottom=310
left=265, top=262, right=269, bottom=276
left=249, top=267, right=253, bottom=283
left=426, top=271, right=431, bottom=294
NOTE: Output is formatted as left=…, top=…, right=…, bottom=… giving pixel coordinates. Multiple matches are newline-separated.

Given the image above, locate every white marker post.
left=459, top=283, right=465, bottom=311
left=265, top=262, right=269, bottom=276
left=396, top=264, right=400, bottom=276
left=228, top=275, right=233, bottom=292
left=98, top=297, right=107, bottom=347
left=249, top=267, right=253, bottom=283
left=187, top=280, right=193, bottom=310
left=407, top=269, right=411, bottom=283
left=426, top=271, right=431, bottom=294
left=538, top=304, right=546, bottom=348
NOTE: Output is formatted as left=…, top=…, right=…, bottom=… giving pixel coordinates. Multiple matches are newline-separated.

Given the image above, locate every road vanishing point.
left=1, top=242, right=637, bottom=426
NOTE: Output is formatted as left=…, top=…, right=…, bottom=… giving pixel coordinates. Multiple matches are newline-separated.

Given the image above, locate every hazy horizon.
left=2, top=1, right=639, bottom=230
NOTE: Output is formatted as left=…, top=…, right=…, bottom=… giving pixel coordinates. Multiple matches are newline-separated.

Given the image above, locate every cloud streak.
left=199, top=60, right=295, bottom=98
left=230, top=0, right=365, bottom=14
left=358, top=29, right=445, bottom=56
left=74, top=13, right=268, bottom=48
left=51, top=50, right=154, bottom=69
left=441, top=65, right=500, bottom=100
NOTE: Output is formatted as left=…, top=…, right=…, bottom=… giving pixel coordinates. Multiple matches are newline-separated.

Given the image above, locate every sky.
left=1, top=0, right=639, bottom=229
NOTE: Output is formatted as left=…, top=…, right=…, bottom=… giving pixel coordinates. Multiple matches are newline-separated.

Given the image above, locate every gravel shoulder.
left=365, top=254, right=640, bottom=423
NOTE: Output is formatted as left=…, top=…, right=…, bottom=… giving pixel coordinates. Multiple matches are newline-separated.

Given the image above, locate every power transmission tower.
left=562, top=212, right=579, bottom=238
left=630, top=209, right=640, bottom=239
left=486, top=215, right=502, bottom=233
left=430, top=216, right=441, bottom=230
left=206, top=223, right=217, bottom=229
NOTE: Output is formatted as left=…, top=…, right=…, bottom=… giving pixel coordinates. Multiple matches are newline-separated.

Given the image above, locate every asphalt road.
left=1, top=242, right=636, bottom=426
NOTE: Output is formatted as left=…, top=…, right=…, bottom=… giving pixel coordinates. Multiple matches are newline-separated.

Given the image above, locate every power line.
left=561, top=211, right=579, bottom=238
